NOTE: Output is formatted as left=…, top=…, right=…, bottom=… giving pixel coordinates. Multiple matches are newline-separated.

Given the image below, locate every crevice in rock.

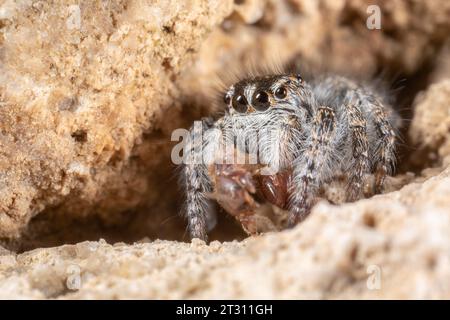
left=383, top=63, right=437, bottom=174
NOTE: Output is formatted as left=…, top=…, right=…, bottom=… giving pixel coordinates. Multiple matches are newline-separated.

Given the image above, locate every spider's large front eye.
left=252, top=91, right=270, bottom=111
left=275, top=86, right=287, bottom=99
left=232, top=94, right=248, bottom=113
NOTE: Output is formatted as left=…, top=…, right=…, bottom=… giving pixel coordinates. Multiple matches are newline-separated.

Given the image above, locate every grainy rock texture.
left=1, top=0, right=450, bottom=299
left=410, top=80, right=450, bottom=168
left=0, top=0, right=233, bottom=239
left=1, top=164, right=450, bottom=299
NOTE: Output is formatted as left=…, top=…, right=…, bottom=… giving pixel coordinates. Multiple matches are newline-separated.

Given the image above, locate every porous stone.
left=0, top=0, right=234, bottom=238
left=409, top=80, right=450, bottom=168
left=1, top=166, right=450, bottom=299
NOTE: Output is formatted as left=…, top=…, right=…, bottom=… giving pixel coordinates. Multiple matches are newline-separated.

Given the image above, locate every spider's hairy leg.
left=313, top=76, right=397, bottom=197
left=371, top=101, right=397, bottom=194
left=184, top=163, right=210, bottom=241
left=352, top=90, right=398, bottom=194
left=288, top=106, right=337, bottom=226
left=344, top=96, right=370, bottom=201
left=183, top=117, right=221, bottom=241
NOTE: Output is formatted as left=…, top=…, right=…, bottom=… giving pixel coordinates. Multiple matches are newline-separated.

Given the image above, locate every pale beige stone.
left=410, top=80, right=450, bottom=167
left=0, top=0, right=234, bottom=238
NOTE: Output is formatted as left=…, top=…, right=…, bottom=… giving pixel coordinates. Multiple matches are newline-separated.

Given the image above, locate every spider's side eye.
left=224, top=94, right=231, bottom=105
left=275, top=86, right=287, bottom=99
left=252, top=91, right=270, bottom=111
left=232, top=94, right=248, bottom=113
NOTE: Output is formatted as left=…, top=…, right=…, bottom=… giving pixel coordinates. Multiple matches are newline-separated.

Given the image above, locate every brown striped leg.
left=345, top=97, right=370, bottom=201
left=372, top=104, right=397, bottom=194
left=288, top=106, right=336, bottom=226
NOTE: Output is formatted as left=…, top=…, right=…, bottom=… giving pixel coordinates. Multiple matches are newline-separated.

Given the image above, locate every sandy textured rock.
left=1, top=165, right=450, bottom=299
left=409, top=80, right=450, bottom=168
left=0, top=0, right=234, bottom=238
left=431, top=41, right=450, bottom=83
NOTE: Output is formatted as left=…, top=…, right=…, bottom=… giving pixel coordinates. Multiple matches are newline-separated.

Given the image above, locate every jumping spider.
left=182, top=73, right=400, bottom=241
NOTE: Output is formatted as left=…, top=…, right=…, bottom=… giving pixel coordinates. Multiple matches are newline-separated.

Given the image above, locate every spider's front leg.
left=288, top=106, right=338, bottom=226
left=183, top=118, right=220, bottom=241
left=184, top=163, right=211, bottom=241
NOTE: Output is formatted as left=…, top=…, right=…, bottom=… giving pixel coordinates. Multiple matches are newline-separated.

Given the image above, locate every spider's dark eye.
left=275, top=86, right=287, bottom=99
left=232, top=94, right=248, bottom=113
left=296, top=74, right=303, bottom=83
left=224, top=94, right=231, bottom=105
left=252, top=91, right=270, bottom=111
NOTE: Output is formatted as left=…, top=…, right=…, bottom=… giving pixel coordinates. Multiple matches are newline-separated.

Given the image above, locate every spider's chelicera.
left=179, top=73, right=400, bottom=241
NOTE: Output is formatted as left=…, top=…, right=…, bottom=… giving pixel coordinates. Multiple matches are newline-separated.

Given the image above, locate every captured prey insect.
left=181, top=73, right=400, bottom=241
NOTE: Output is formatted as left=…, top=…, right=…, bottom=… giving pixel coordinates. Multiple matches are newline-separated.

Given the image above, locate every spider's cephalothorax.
left=182, top=73, right=400, bottom=241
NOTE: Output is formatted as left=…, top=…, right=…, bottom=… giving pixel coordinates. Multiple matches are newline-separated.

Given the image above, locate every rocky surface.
left=1, top=163, right=450, bottom=299
left=1, top=0, right=450, bottom=299
left=410, top=80, right=450, bottom=168
left=0, top=0, right=233, bottom=239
